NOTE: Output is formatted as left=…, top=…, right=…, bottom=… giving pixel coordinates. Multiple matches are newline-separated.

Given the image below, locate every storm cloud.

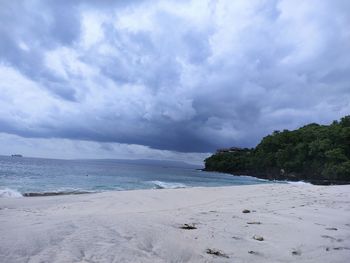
left=0, top=0, right=350, bottom=156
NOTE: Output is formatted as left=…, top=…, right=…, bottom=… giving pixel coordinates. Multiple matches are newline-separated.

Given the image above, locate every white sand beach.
left=1, top=183, right=350, bottom=263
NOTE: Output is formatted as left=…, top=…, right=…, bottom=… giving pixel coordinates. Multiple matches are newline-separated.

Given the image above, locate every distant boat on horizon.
left=11, top=154, right=23, bottom=157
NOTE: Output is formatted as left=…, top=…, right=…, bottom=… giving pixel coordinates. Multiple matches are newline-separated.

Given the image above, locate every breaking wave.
left=0, top=188, right=23, bottom=198
left=148, top=181, right=188, bottom=189
left=288, top=181, right=312, bottom=185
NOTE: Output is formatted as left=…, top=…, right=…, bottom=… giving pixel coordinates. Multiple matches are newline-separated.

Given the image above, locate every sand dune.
left=1, top=184, right=350, bottom=262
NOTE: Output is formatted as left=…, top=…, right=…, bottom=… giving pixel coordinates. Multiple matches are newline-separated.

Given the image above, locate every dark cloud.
left=0, top=0, right=349, bottom=154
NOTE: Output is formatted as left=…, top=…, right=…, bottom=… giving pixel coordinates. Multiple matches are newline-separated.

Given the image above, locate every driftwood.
left=206, top=248, right=229, bottom=258
left=179, top=223, right=197, bottom=230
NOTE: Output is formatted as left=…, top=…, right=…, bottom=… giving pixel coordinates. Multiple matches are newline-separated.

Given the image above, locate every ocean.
left=0, top=156, right=271, bottom=197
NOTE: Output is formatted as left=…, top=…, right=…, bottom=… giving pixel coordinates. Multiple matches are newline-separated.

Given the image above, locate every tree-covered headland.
left=204, top=116, right=350, bottom=184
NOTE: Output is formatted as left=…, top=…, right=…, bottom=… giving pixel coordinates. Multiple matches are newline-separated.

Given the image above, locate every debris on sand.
left=242, top=209, right=251, bottom=213
left=292, top=250, right=301, bottom=256
left=253, top=235, right=264, bottom=241
left=206, top=248, right=229, bottom=258
left=179, top=223, right=197, bottom=230
left=247, top=221, right=261, bottom=225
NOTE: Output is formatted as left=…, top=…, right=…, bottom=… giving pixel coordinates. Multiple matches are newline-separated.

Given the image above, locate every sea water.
left=0, top=156, right=270, bottom=197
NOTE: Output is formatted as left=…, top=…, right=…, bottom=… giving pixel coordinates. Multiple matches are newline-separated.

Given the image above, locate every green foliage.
left=205, top=115, right=350, bottom=183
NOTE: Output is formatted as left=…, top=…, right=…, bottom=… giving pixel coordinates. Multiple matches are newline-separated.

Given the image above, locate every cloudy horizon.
left=0, top=0, right=349, bottom=164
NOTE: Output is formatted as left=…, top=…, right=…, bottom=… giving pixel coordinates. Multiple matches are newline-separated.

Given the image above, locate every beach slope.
left=1, top=184, right=350, bottom=262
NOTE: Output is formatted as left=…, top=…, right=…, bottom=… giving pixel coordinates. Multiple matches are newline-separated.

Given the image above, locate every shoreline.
left=1, top=184, right=349, bottom=262
left=0, top=176, right=274, bottom=198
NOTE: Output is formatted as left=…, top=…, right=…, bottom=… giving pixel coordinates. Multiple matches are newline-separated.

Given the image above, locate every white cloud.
left=44, top=47, right=97, bottom=79
left=0, top=0, right=349, bottom=158
left=81, top=11, right=106, bottom=48
left=0, top=64, right=65, bottom=125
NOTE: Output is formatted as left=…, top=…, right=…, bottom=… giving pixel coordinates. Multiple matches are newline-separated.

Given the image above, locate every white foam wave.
left=0, top=188, right=23, bottom=198
left=149, top=181, right=188, bottom=189
left=288, top=181, right=312, bottom=186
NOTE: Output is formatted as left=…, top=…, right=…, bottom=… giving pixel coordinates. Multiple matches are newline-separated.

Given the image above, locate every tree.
left=204, top=115, right=350, bottom=184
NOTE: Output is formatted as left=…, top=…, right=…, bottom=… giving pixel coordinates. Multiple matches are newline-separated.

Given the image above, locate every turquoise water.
left=0, top=156, right=270, bottom=197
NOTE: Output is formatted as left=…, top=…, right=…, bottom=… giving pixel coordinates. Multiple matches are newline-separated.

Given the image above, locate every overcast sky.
left=0, top=0, right=349, bottom=164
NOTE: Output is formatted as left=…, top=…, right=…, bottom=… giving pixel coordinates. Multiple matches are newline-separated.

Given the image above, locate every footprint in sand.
left=321, top=235, right=343, bottom=242
left=326, top=247, right=350, bottom=251
left=248, top=250, right=262, bottom=256
left=325, top=227, right=338, bottom=231
left=333, top=247, right=350, bottom=251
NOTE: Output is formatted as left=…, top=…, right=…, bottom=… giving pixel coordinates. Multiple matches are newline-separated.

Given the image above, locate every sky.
left=0, top=0, right=349, bottom=164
